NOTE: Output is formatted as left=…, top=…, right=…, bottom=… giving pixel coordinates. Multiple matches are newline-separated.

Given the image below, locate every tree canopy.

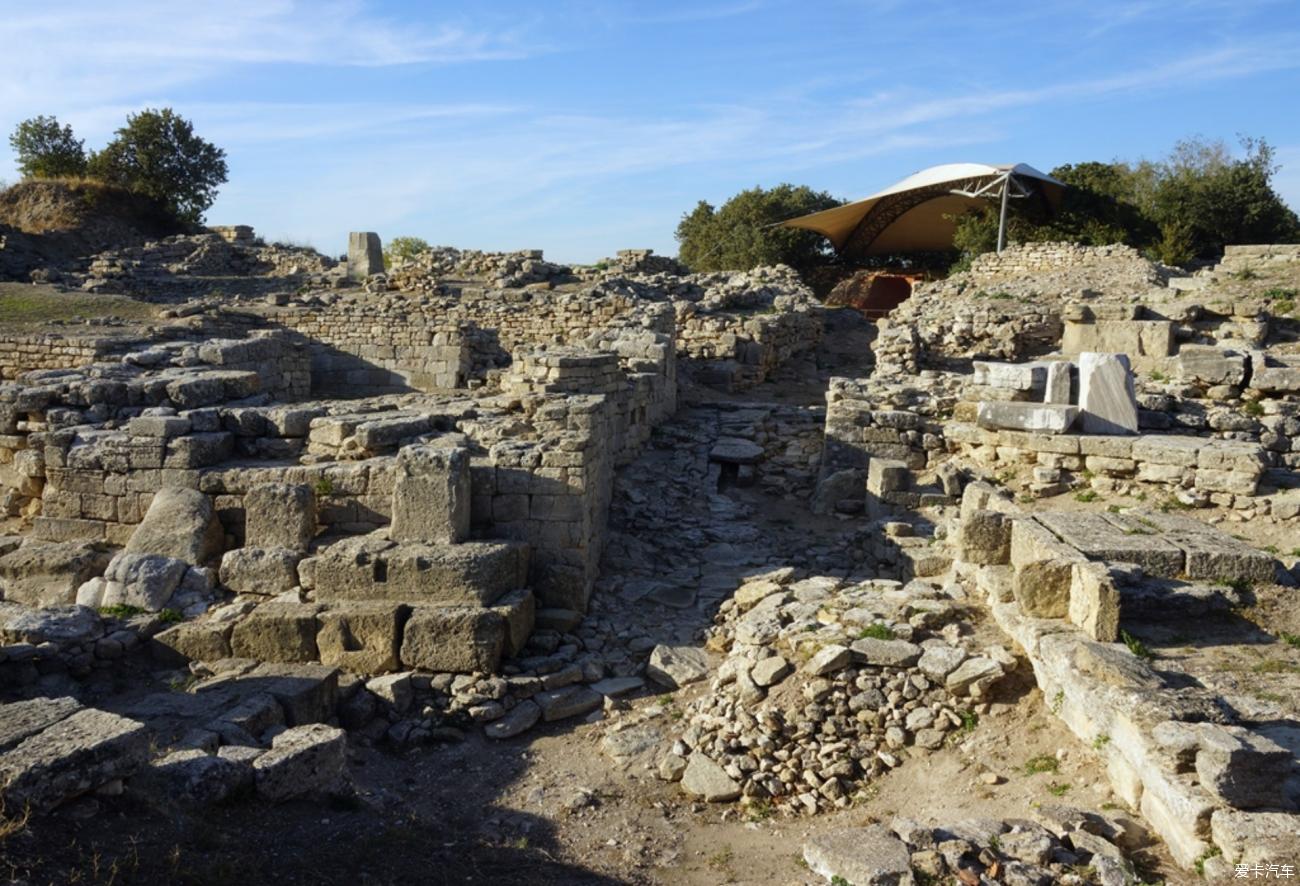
left=952, top=136, right=1300, bottom=265
left=87, top=109, right=228, bottom=225
left=675, top=184, right=842, bottom=276
left=8, top=109, right=228, bottom=225
left=9, top=115, right=87, bottom=179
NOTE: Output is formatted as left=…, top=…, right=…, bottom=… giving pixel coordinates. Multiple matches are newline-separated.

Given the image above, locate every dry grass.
left=0, top=283, right=158, bottom=327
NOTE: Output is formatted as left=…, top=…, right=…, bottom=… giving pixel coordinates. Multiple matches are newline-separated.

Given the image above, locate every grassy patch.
left=1046, top=781, right=1072, bottom=797
left=1253, top=660, right=1300, bottom=675
left=1122, top=630, right=1155, bottom=661
left=1280, top=632, right=1300, bottom=650
left=1023, top=754, right=1059, bottom=775
left=0, top=285, right=157, bottom=326
left=1074, top=489, right=1100, bottom=503
left=855, top=623, right=895, bottom=641
left=99, top=603, right=146, bottom=619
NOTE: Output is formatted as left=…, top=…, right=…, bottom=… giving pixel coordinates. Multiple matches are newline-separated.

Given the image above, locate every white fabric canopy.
left=780, top=163, right=1066, bottom=255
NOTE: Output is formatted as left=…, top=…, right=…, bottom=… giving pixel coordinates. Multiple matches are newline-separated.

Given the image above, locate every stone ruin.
left=1, top=230, right=1298, bottom=883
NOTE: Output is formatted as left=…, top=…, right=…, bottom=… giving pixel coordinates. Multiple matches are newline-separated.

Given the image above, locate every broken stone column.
left=1045, top=361, right=1072, bottom=404
left=347, top=232, right=383, bottom=281
left=1078, top=352, right=1138, bottom=435
left=389, top=444, right=471, bottom=544
left=245, top=483, right=316, bottom=551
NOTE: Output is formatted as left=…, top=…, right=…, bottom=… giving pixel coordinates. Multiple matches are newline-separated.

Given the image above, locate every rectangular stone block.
left=976, top=401, right=1078, bottom=435
left=316, top=602, right=407, bottom=674
left=390, top=445, right=470, bottom=545
left=1078, top=352, right=1138, bottom=435
left=399, top=605, right=506, bottom=673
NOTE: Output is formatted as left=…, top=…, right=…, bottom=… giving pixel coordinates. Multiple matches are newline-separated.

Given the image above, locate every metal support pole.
left=996, top=172, right=1011, bottom=254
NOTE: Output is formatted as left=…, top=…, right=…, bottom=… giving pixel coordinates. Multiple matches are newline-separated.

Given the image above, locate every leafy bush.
left=383, top=236, right=431, bottom=269
left=87, top=108, right=228, bottom=224
left=9, top=116, right=87, bottom=179
left=950, top=135, right=1300, bottom=267
left=675, top=183, right=842, bottom=276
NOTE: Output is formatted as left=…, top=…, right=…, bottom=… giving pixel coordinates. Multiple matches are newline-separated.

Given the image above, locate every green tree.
left=87, top=108, right=228, bottom=224
left=9, top=115, right=87, bottom=179
left=384, top=236, right=431, bottom=268
left=675, top=184, right=842, bottom=276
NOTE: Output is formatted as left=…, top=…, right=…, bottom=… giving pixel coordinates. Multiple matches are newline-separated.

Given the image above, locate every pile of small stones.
left=661, top=569, right=1015, bottom=813
left=804, top=807, right=1144, bottom=886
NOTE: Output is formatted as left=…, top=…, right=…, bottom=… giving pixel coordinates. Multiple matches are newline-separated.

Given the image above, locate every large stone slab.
left=312, top=536, right=528, bottom=606
left=1130, top=510, right=1274, bottom=584
left=390, top=444, right=471, bottom=545
left=976, top=401, right=1078, bottom=434
left=125, top=487, right=224, bottom=565
left=1078, top=352, right=1138, bottom=435
left=0, top=708, right=148, bottom=810
left=0, top=541, right=111, bottom=607
left=229, top=603, right=321, bottom=663
left=0, top=697, right=83, bottom=753
left=1037, top=511, right=1185, bottom=578
left=802, top=825, right=913, bottom=885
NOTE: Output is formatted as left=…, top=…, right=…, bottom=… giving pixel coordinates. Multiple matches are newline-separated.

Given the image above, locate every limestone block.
left=976, top=401, right=1078, bottom=434
left=0, top=708, right=149, bottom=811
left=151, top=621, right=233, bottom=663
left=244, top=483, right=316, bottom=551
left=957, top=510, right=1011, bottom=566
left=1195, top=725, right=1293, bottom=809
left=125, top=487, right=224, bottom=565
left=491, top=587, right=535, bottom=658
left=399, top=605, right=506, bottom=673
left=1014, top=559, right=1073, bottom=618
left=389, top=445, right=471, bottom=544
left=972, top=361, right=1046, bottom=392
left=866, top=458, right=908, bottom=496
left=0, top=541, right=111, bottom=607
left=1068, top=561, right=1119, bottom=642
left=316, top=602, right=406, bottom=674
left=803, top=825, right=912, bottom=886
left=313, top=538, right=528, bottom=606
left=99, top=552, right=189, bottom=611
left=229, top=603, right=320, bottom=662
left=1078, top=352, right=1138, bottom=435
left=252, top=723, right=346, bottom=800
left=1211, top=809, right=1300, bottom=866
left=347, top=232, right=383, bottom=281
left=219, top=547, right=301, bottom=596
left=1045, top=361, right=1072, bottom=404
left=1177, top=345, right=1248, bottom=386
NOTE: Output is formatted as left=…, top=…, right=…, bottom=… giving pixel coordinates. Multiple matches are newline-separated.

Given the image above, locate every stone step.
left=311, top=537, right=529, bottom=606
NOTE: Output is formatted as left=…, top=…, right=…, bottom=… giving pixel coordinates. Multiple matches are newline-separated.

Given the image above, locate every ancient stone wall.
left=0, top=333, right=128, bottom=380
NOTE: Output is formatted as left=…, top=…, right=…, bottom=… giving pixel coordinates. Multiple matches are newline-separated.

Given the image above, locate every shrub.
left=87, top=108, right=227, bottom=224
left=383, top=236, right=431, bottom=269
left=9, top=116, right=87, bottom=179
left=675, top=183, right=842, bottom=276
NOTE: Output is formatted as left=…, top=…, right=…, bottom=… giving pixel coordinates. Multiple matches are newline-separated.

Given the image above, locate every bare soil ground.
left=0, top=283, right=159, bottom=330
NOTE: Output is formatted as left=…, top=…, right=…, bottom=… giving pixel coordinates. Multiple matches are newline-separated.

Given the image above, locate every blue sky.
left=2, top=0, right=1299, bottom=262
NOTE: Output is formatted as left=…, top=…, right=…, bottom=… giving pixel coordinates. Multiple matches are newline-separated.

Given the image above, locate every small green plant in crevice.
left=1233, top=266, right=1258, bottom=280
left=1157, top=496, right=1192, bottom=512
left=1243, top=400, right=1264, bottom=417
left=856, top=623, right=895, bottom=641
left=1262, top=544, right=1279, bottom=554
left=1148, top=369, right=1167, bottom=382
left=1050, top=689, right=1065, bottom=714
left=1280, top=631, right=1300, bottom=649
left=158, top=608, right=183, bottom=623
left=1074, top=489, right=1100, bottom=503
left=1194, top=846, right=1222, bottom=876
left=1023, top=754, right=1059, bottom=776
left=707, top=846, right=736, bottom=871
left=1253, top=659, right=1300, bottom=675
left=958, top=709, right=979, bottom=733
left=313, top=476, right=334, bottom=496
left=99, top=603, right=146, bottom=619
left=1122, top=630, right=1155, bottom=661
left=1215, top=577, right=1252, bottom=594
left=1047, top=781, right=1072, bottom=797
left=1092, top=734, right=1111, bottom=751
